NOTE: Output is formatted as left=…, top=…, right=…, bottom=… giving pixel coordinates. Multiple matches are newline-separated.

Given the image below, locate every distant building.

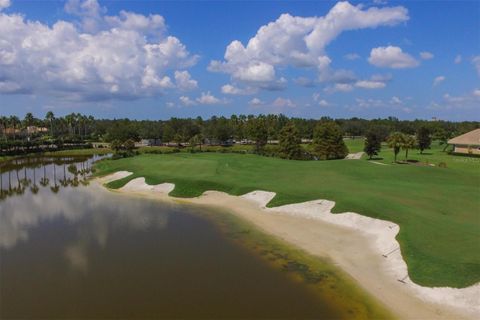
left=448, top=129, right=480, bottom=155
left=1, top=128, right=21, bottom=135
left=135, top=139, right=162, bottom=147
left=26, top=126, right=48, bottom=135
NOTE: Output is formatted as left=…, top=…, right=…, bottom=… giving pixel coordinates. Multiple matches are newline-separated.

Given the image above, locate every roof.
left=448, top=128, right=480, bottom=146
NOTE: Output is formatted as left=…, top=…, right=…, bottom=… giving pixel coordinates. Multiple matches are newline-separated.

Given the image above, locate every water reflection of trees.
left=0, top=157, right=95, bottom=201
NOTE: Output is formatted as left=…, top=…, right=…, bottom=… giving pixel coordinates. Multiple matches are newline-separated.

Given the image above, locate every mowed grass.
left=95, top=146, right=480, bottom=288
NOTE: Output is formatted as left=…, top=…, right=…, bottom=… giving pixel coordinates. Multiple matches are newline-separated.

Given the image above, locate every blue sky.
left=0, top=0, right=478, bottom=120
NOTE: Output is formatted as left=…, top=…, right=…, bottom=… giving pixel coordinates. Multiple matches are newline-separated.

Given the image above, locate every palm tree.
left=65, top=113, right=75, bottom=136
left=387, top=132, right=405, bottom=163
left=0, top=116, right=8, bottom=141
left=403, top=135, right=416, bottom=161
left=87, top=115, right=95, bottom=138
left=45, top=111, right=55, bottom=138
left=24, top=112, right=35, bottom=130
left=9, top=115, right=20, bottom=141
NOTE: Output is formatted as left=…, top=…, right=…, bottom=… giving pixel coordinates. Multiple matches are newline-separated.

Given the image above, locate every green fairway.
left=95, top=146, right=480, bottom=288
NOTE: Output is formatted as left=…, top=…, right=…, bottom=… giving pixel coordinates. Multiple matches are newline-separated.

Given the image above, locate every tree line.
left=1, top=111, right=478, bottom=159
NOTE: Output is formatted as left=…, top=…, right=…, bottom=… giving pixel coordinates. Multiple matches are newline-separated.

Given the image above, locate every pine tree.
left=312, top=122, right=348, bottom=160
left=364, top=128, right=382, bottom=159
left=248, top=117, right=268, bottom=153
left=417, top=126, right=431, bottom=154
left=278, top=122, right=303, bottom=160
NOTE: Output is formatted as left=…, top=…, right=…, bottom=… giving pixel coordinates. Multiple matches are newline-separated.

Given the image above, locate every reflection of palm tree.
left=21, top=166, right=31, bottom=187
left=15, top=185, right=25, bottom=196
left=71, top=176, right=80, bottom=187
left=79, top=161, right=90, bottom=186
left=60, top=164, right=70, bottom=187
left=50, top=164, right=60, bottom=194
left=30, top=167, right=39, bottom=194
left=68, top=164, right=78, bottom=176
left=40, top=164, right=50, bottom=187
left=8, top=171, right=12, bottom=191
left=15, top=169, right=21, bottom=188
left=0, top=170, right=5, bottom=200
left=14, top=169, right=25, bottom=195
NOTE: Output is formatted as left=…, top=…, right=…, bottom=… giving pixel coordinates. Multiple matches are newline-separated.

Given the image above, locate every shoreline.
left=97, top=172, right=480, bottom=319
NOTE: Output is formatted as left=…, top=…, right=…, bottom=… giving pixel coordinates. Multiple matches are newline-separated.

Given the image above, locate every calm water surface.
left=0, top=157, right=342, bottom=319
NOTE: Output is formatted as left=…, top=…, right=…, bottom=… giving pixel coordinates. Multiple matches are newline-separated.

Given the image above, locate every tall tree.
left=403, top=135, right=416, bottom=160
left=417, top=126, right=432, bottom=154
left=45, top=111, right=55, bottom=138
left=9, top=116, right=20, bottom=141
left=433, top=128, right=452, bottom=152
left=364, top=128, right=382, bottom=159
left=0, top=116, right=8, bottom=141
left=278, top=122, right=303, bottom=160
left=248, top=117, right=268, bottom=153
left=387, top=132, right=405, bottom=162
left=23, top=112, right=35, bottom=128
left=23, top=112, right=35, bottom=139
left=312, top=121, right=348, bottom=160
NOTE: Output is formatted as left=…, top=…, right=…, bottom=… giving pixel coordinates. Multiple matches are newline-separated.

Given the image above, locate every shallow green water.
left=0, top=157, right=347, bottom=319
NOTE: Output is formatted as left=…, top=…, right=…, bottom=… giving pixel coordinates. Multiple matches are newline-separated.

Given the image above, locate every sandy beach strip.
left=97, top=172, right=480, bottom=320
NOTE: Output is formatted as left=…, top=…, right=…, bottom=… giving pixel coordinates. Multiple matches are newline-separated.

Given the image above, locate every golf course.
left=96, top=141, right=480, bottom=289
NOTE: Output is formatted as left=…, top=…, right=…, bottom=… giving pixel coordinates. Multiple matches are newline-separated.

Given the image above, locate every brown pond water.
left=0, top=156, right=348, bottom=319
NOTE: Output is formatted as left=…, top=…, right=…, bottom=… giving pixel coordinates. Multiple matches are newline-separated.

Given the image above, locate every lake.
left=0, top=156, right=344, bottom=319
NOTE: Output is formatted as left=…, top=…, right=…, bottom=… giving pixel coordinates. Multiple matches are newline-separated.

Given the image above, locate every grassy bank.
left=0, top=148, right=111, bottom=163
left=196, top=206, right=393, bottom=319
left=95, top=145, right=480, bottom=288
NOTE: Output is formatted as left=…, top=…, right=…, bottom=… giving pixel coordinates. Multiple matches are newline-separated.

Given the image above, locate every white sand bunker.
left=241, top=191, right=276, bottom=208
left=99, top=171, right=133, bottom=183
left=345, top=152, right=364, bottom=159
left=120, top=177, right=174, bottom=194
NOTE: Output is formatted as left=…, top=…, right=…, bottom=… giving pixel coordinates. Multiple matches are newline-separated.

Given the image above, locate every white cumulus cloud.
left=221, top=84, right=256, bottom=95
left=272, top=97, right=296, bottom=108
left=209, top=1, right=408, bottom=90
left=368, top=46, right=419, bottom=68
left=420, top=51, right=434, bottom=60
left=472, top=56, right=480, bottom=77
left=174, top=71, right=198, bottom=91
left=344, top=53, right=360, bottom=60
left=354, top=80, right=386, bottom=89
left=179, top=96, right=196, bottom=106
left=0, top=0, right=11, bottom=11
left=313, top=93, right=330, bottom=106
left=0, top=0, right=198, bottom=101
left=433, top=76, right=446, bottom=86
left=454, top=54, right=462, bottom=64
left=248, top=98, right=264, bottom=106
left=324, top=83, right=354, bottom=93
left=196, top=92, right=225, bottom=105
